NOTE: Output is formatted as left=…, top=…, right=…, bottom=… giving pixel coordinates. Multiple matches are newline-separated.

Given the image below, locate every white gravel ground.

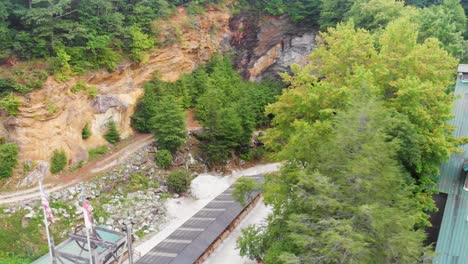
left=132, top=163, right=280, bottom=261
left=204, top=198, right=271, bottom=264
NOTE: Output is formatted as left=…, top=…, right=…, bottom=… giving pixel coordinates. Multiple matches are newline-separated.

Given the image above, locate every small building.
left=458, top=64, right=468, bottom=82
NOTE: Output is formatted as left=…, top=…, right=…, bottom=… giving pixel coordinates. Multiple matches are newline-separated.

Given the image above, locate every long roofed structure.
left=433, top=67, right=468, bottom=263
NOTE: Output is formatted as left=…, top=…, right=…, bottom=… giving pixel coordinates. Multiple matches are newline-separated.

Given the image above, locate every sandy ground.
left=132, top=163, right=281, bottom=260
left=205, top=198, right=271, bottom=264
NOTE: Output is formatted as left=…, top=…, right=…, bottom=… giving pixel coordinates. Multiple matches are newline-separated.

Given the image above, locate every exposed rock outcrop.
left=230, top=13, right=317, bottom=81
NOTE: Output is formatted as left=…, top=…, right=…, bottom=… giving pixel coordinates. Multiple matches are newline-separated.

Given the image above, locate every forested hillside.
left=0, top=0, right=467, bottom=263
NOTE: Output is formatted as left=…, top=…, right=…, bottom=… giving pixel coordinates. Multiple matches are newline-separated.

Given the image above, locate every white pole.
left=39, top=181, right=56, bottom=264
left=85, top=226, right=94, bottom=264
left=82, top=189, right=94, bottom=264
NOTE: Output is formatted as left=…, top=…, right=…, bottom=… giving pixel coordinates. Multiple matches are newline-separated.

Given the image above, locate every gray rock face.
left=229, top=13, right=317, bottom=81
left=91, top=95, right=128, bottom=114
left=260, top=32, right=316, bottom=81
left=18, top=161, right=49, bottom=187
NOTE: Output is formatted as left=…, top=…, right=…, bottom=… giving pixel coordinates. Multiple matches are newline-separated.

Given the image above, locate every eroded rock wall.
left=230, top=13, right=317, bottom=81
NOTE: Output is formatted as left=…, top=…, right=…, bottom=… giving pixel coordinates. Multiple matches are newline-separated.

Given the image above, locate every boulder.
left=91, top=95, right=128, bottom=114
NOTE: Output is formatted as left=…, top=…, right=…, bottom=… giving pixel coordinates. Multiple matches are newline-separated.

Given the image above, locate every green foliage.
left=50, top=149, right=67, bottom=174
left=0, top=210, right=48, bottom=263
left=149, top=95, right=187, bottom=153
left=52, top=46, right=73, bottom=82
left=232, top=177, right=260, bottom=206
left=88, top=146, right=109, bottom=162
left=71, top=80, right=98, bottom=98
left=240, top=98, right=432, bottom=263
left=0, top=143, right=19, bottom=179
left=82, top=122, right=91, bottom=140
left=345, top=0, right=406, bottom=30
left=0, top=93, right=22, bottom=116
left=237, top=225, right=265, bottom=262
left=268, top=20, right=457, bottom=187
left=132, top=55, right=281, bottom=167
left=126, top=26, right=155, bottom=64
left=104, top=120, right=121, bottom=144
left=415, top=0, right=467, bottom=57
left=166, top=169, right=192, bottom=194
left=319, top=0, right=354, bottom=30
left=128, top=172, right=157, bottom=192
left=155, top=149, right=173, bottom=169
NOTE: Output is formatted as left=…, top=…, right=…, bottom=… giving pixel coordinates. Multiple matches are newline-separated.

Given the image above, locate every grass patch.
left=88, top=146, right=109, bottom=162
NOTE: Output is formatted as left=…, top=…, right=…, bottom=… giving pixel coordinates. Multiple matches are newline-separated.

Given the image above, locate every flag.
left=40, top=186, right=55, bottom=223
left=82, top=195, right=93, bottom=229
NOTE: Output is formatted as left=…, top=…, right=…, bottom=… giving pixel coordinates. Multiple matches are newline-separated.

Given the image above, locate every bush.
left=50, top=149, right=67, bottom=174
left=104, top=120, right=121, bottom=144
left=167, top=170, right=192, bottom=194
left=0, top=143, right=19, bottom=179
left=156, top=149, right=173, bottom=169
left=0, top=93, right=22, bottom=116
left=82, top=122, right=91, bottom=140
left=71, top=80, right=98, bottom=98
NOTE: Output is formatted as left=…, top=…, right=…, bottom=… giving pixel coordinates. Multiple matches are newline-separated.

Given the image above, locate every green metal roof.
left=434, top=74, right=468, bottom=263
left=32, top=227, right=125, bottom=264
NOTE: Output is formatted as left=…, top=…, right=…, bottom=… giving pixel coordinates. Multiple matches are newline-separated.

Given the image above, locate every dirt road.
left=0, top=134, right=155, bottom=205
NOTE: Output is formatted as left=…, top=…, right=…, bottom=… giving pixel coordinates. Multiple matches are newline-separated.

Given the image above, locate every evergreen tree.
left=0, top=143, right=18, bottom=178
left=149, top=95, right=187, bottom=153
left=82, top=122, right=91, bottom=140
left=50, top=149, right=67, bottom=174
left=104, top=120, right=121, bottom=144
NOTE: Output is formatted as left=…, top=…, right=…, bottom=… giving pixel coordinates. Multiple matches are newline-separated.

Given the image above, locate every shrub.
left=104, top=120, right=120, bottom=144
left=167, top=170, right=192, bottom=194
left=0, top=143, right=19, bottom=178
left=71, top=80, right=86, bottom=93
left=82, top=122, right=91, bottom=140
left=156, top=149, right=172, bottom=169
left=88, top=146, right=108, bottom=161
left=0, top=93, right=22, bottom=116
left=71, top=80, right=98, bottom=98
left=50, top=149, right=67, bottom=174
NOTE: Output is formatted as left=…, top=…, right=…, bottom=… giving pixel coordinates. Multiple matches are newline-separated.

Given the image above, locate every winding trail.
left=0, top=110, right=203, bottom=205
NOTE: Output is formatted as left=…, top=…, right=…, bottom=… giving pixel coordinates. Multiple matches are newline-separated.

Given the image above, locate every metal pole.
left=82, top=188, right=94, bottom=264
left=85, top=224, right=94, bottom=264
left=39, top=181, right=57, bottom=264
left=127, top=222, right=134, bottom=264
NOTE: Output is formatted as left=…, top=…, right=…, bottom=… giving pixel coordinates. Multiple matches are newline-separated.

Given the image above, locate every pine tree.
left=82, top=122, right=91, bottom=140
left=149, top=95, right=186, bottom=153
left=104, top=120, right=121, bottom=144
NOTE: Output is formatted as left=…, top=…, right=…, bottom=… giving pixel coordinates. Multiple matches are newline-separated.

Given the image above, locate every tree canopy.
left=238, top=16, right=460, bottom=263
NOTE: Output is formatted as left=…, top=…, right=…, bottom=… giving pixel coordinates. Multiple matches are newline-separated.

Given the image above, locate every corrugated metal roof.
left=457, top=64, right=468, bottom=73
left=136, top=175, right=263, bottom=264
left=434, top=75, right=468, bottom=263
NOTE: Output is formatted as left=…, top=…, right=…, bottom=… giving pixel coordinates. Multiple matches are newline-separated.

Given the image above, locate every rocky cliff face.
left=0, top=5, right=316, bottom=181
left=230, top=13, right=317, bottom=81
